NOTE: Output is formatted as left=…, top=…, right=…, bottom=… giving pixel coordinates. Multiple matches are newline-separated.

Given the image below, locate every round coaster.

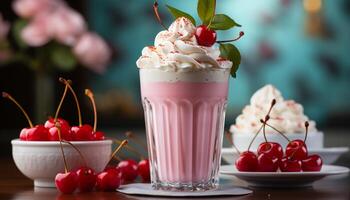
left=117, top=183, right=252, bottom=197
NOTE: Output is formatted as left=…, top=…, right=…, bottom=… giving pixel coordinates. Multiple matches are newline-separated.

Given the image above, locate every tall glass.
left=140, top=69, right=229, bottom=191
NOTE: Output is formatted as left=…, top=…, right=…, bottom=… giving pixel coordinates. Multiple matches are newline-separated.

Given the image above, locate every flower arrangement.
left=0, top=0, right=111, bottom=74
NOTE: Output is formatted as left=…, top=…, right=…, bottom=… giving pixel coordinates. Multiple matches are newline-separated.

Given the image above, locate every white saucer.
left=221, top=147, right=349, bottom=165
left=116, top=183, right=252, bottom=197
left=220, top=164, right=349, bottom=188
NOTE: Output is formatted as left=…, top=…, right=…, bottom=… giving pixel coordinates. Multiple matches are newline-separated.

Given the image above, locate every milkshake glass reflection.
left=137, top=17, right=232, bottom=191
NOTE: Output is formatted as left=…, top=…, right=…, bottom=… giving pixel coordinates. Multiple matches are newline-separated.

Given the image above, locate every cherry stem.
left=2, top=92, right=33, bottom=128
left=125, top=131, right=148, bottom=152
left=108, top=140, right=128, bottom=164
left=224, top=131, right=240, bottom=154
left=114, top=139, right=145, bottom=159
left=112, top=156, right=122, bottom=162
left=304, top=121, right=309, bottom=143
left=267, top=99, right=276, bottom=117
left=59, top=78, right=82, bottom=127
left=247, top=124, right=264, bottom=151
left=55, top=123, right=68, bottom=173
left=265, top=123, right=290, bottom=142
left=54, top=84, right=69, bottom=121
left=153, top=0, right=168, bottom=30
left=62, top=140, right=87, bottom=167
left=262, top=120, right=268, bottom=143
left=85, top=89, right=97, bottom=132
left=217, top=31, right=244, bottom=43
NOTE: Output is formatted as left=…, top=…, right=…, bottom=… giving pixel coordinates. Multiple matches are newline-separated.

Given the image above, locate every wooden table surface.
left=0, top=158, right=349, bottom=200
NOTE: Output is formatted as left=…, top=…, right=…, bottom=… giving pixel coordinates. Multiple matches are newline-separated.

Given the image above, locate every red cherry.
left=71, top=124, right=93, bottom=141
left=76, top=166, right=96, bottom=192
left=257, top=142, right=283, bottom=160
left=55, top=171, right=78, bottom=194
left=45, top=117, right=70, bottom=130
left=26, top=125, right=49, bottom=141
left=302, top=155, right=323, bottom=172
left=117, top=159, right=138, bottom=183
left=93, top=131, right=105, bottom=140
left=286, top=139, right=308, bottom=160
left=257, top=153, right=279, bottom=172
left=279, top=157, right=302, bottom=172
left=96, top=168, right=121, bottom=191
left=195, top=25, right=217, bottom=47
left=138, top=159, right=150, bottom=183
left=19, top=128, right=28, bottom=140
left=235, top=151, right=258, bottom=172
left=46, top=118, right=72, bottom=141
left=48, top=126, right=72, bottom=141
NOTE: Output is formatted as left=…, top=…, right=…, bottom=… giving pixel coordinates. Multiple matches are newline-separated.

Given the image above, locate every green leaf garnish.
left=208, top=14, right=241, bottom=30
left=219, top=43, right=241, bottom=78
left=166, top=5, right=196, bottom=25
left=197, top=0, right=216, bottom=25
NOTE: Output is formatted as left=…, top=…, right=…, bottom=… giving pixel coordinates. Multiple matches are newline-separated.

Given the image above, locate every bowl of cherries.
left=7, top=78, right=113, bottom=188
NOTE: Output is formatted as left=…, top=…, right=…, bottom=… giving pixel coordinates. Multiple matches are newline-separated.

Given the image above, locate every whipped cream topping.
left=230, top=85, right=317, bottom=134
left=136, top=17, right=232, bottom=72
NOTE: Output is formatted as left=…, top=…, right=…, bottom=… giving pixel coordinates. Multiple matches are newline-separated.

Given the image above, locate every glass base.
left=151, top=180, right=219, bottom=192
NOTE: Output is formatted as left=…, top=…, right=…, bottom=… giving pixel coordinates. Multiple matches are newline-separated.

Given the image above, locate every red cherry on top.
left=286, top=139, right=308, bottom=160
left=93, top=131, right=105, bottom=140
left=279, top=157, right=302, bottom=172
left=96, top=168, right=121, bottom=191
left=195, top=25, right=217, bottom=47
left=55, top=171, right=78, bottom=194
left=26, top=125, right=49, bottom=141
left=257, top=153, right=279, bottom=172
left=45, top=117, right=70, bottom=130
left=257, top=142, right=283, bottom=160
left=76, top=166, right=96, bottom=192
left=302, top=155, right=323, bottom=172
left=235, top=151, right=258, bottom=172
left=45, top=118, right=72, bottom=141
left=138, top=159, right=150, bottom=183
left=71, top=124, right=93, bottom=141
left=118, top=159, right=138, bottom=183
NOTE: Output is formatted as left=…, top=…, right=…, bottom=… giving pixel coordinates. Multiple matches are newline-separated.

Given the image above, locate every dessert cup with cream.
left=137, top=17, right=232, bottom=191
left=230, top=85, right=323, bottom=152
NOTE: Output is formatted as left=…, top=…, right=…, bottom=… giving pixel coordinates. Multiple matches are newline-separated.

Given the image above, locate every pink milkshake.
left=137, top=17, right=233, bottom=191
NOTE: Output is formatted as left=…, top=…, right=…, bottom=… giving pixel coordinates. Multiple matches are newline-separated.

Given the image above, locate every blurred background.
left=0, top=0, right=350, bottom=162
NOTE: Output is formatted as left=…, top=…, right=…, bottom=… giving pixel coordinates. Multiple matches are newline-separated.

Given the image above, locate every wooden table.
left=0, top=158, right=349, bottom=200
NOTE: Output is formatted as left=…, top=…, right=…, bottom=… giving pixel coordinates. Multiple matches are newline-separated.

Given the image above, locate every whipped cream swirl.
left=136, top=17, right=232, bottom=72
left=230, top=84, right=317, bottom=134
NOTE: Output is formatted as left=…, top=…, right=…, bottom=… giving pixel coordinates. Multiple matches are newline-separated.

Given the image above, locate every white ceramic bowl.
left=232, top=132, right=324, bottom=152
left=12, top=139, right=112, bottom=188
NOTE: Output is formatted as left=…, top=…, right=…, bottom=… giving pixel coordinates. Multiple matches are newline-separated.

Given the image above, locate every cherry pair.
left=56, top=166, right=96, bottom=194
left=116, top=159, right=150, bottom=184
left=280, top=138, right=322, bottom=172
left=235, top=142, right=282, bottom=172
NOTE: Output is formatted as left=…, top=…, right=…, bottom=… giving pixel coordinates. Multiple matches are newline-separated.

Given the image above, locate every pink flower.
left=21, top=12, right=51, bottom=46
left=0, top=13, right=10, bottom=40
left=47, top=6, right=86, bottom=45
left=12, top=0, right=61, bottom=18
left=73, top=32, right=111, bottom=74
